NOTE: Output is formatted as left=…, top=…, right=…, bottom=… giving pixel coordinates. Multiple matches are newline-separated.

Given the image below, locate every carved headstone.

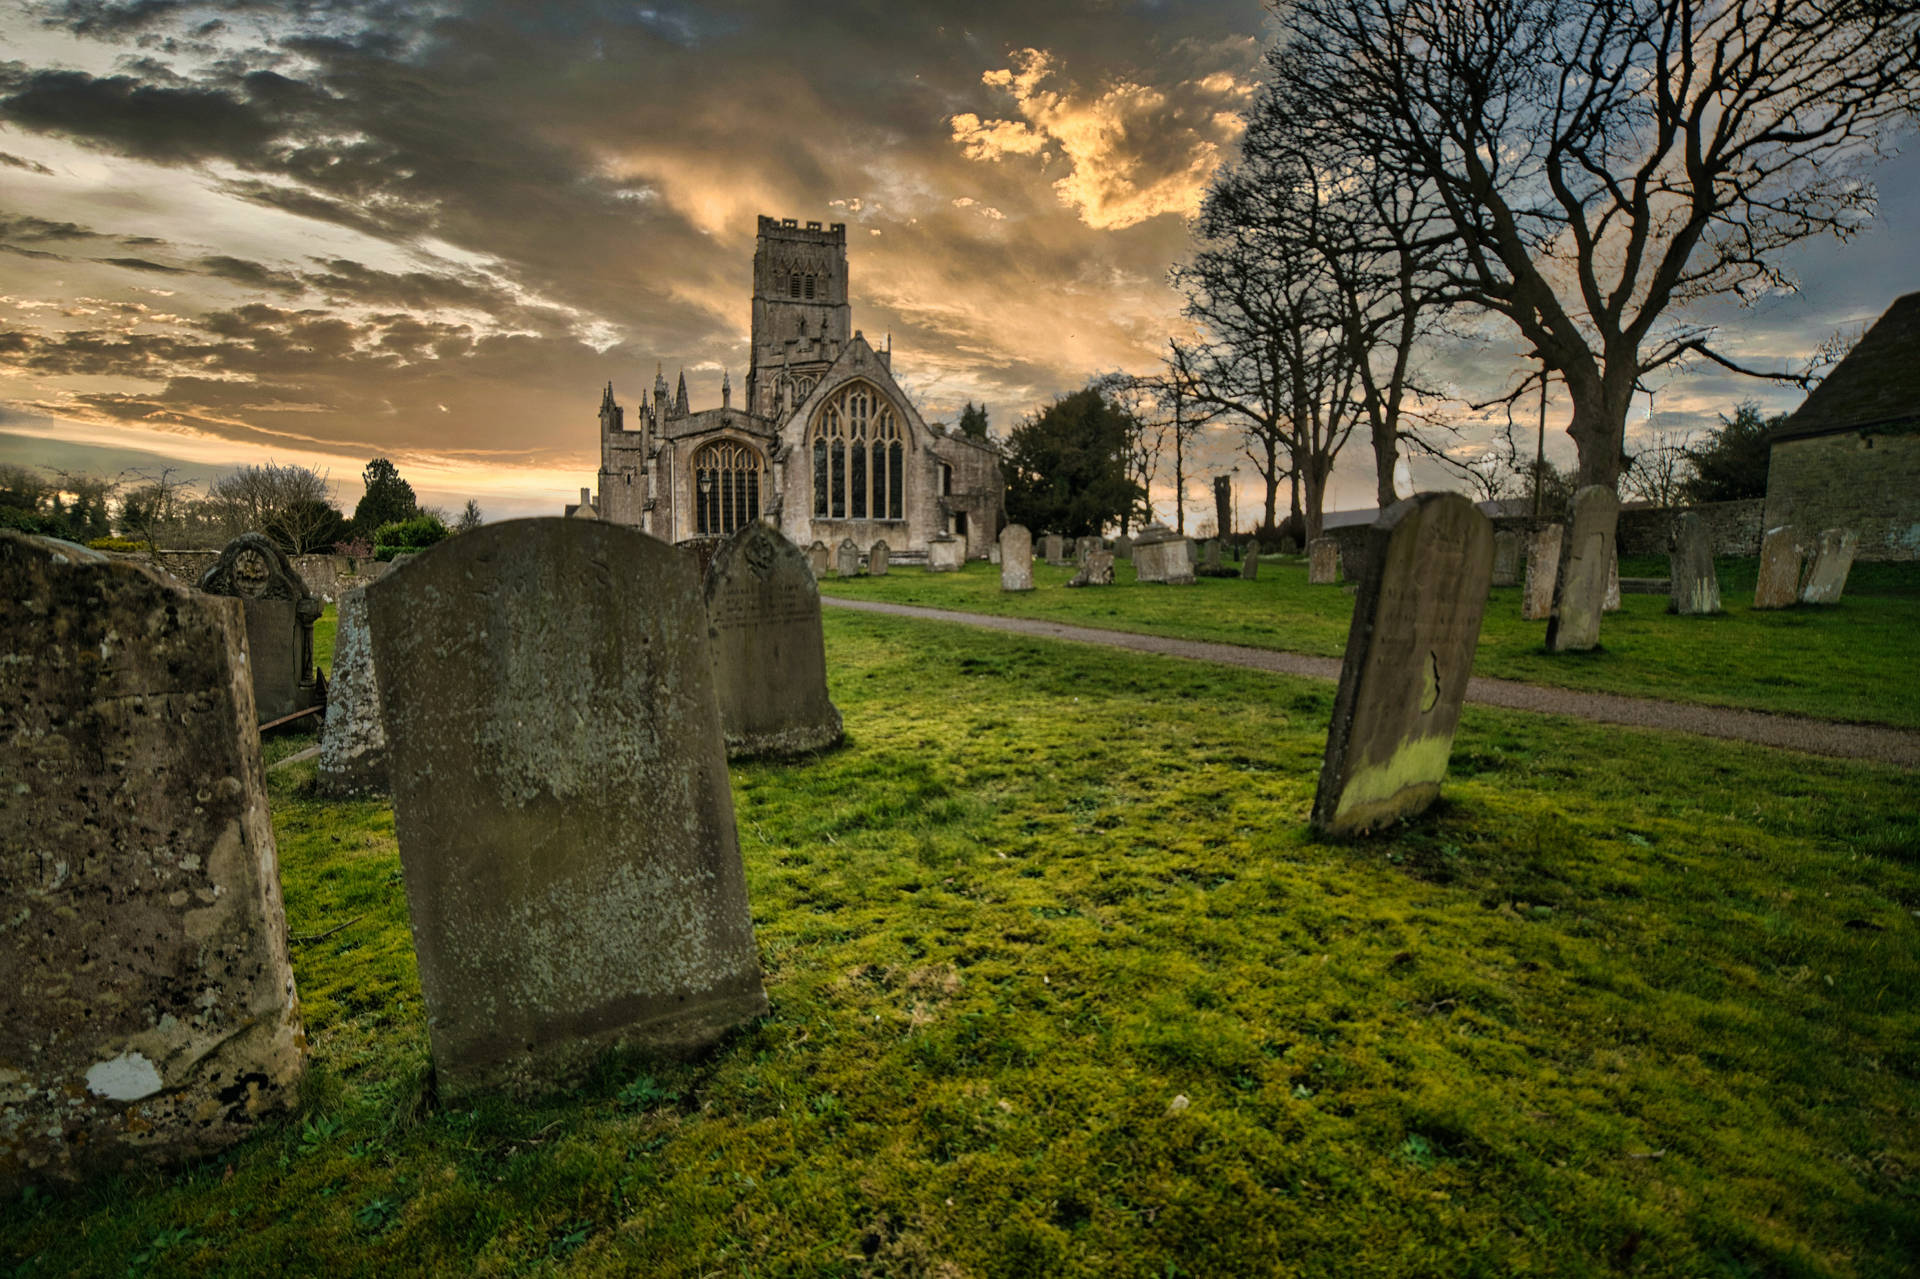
left=1066, top=550, right=1114, bottom=587
left=1667, top=512, right=1722, bottom=615
left=197, top=532, right=325, bottom=725
left=315, top=587, right=389, bottom=797
left=366, top=520, right=767, bottom=1097
left=1000, top=524, right=1034, bottom=591
left=1132, top=525, right=1195, bottom=584
left=1041, top=534, right=1065, bottom=566
left=1521, top=525, right=1563, bottom=620
left=704, top=523, right=843, bottom=758
left=1752, top=525, right=1805, bottom=609
left=927, top=534, right=965, bottom=572
left=1240, top=547, right=1260, bottom=580
left=867, top=541, right=889, bottom=576
left=1308, top=537, right=1341, bottom=585
left=1799, top=528, right=1858, bottom=605
left=806, top=540, right=829, bottom=577
left=1310, top=495, right=1494, bottom=837
left=1490, top=529, right=1522, bottom=588
left=834, top=538, right=860, bottom=577
left=1, top=532, right=305, bottom=1186
left=1546, top=486, right=1619, bottom=652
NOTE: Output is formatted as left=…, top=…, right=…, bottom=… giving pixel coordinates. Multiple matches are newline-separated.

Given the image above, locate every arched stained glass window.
left=694, top=440, right=766, bottom=536
left=810, top=382, right=904, bottom=522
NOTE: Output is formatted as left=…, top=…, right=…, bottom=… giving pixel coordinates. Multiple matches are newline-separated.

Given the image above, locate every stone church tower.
left=575, top=216, right=1003, bottom=562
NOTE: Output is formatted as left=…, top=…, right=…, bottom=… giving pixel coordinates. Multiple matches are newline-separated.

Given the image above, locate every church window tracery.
left=811, top=382, right=903, bottom=521
left=693, top=439, right=765, bottom=536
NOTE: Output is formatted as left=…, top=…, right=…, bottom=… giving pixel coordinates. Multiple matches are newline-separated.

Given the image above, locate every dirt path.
left=823, top=596, right=1920, bottom=770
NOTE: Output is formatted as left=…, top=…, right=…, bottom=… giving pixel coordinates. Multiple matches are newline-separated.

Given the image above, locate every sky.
left=1, top=0, right=1915, bottom=526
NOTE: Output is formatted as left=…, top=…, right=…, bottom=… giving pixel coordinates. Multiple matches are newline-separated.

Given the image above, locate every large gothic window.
left=694, top=440, right=765, bottom=536
left=811, top=383, right=904, bottom=521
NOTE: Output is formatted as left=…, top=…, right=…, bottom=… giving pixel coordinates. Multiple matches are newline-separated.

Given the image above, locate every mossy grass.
left=822, top=554, right=1920, bottom=728
left=5, top=612, right=1916, bottom=1276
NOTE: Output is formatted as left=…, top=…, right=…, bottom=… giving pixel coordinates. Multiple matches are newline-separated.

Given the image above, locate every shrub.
left=372, top=513, right=450, bottom=561
left=86, top=536, right=148, bottom=552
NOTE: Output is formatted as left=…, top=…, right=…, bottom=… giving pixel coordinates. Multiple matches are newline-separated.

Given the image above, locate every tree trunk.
left=1371, top=408, right=1397, bottom=510
left=1563, top=366, right=1637, bottom=492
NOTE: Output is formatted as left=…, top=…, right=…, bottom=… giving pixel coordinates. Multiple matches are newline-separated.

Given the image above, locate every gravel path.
left=824, top=596, right=1920, bottom=770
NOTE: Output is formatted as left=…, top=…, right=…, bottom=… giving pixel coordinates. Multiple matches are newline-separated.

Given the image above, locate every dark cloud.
left=0, top=68, right=282, bottom=162
left=98, top=254, right=188, bottom=272
left=0, top=212, right=104, bottom=240
left=195, top=253, right=304, bottom=293
left=0, top=150, right=56, bottom=173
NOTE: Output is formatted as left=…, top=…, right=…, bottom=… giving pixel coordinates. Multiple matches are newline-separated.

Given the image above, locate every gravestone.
left=315, top=587, right=389, bottom=797
left=1546, top=486, right=1619, bottom=653
left=1667, top=512, right=1721, bottom=615
left=704, top=522, right=844, bottom=758
left=1752, top=525, right=1804, bottom=609
left=1132, top=525, right=1195, bottom=585
left=988, top=543, right=1001, bottom=565
left=1241, top=547, right=1260, bottom=580
left=867, top=541, right=890, bottom=576
left=1799, top=528, right=1858, bottom=605
left=1604, top=552, right=1621, bottom=613
left=927, top=534, right=965, bottom=572
left=834, top=538, right=860, bottom=577
left=1280, top=535, right=1302, bottom=555
left=366, top=520, right=767, bottom=1097
left=1000, top=524, right=1034, bottom=591
left=1204, top=540, right=1222, bottom=571
left=680, top=537, right=724, bottom=583
left=1, top=532, right=306, bottom=1187
left=1308, top=537, right=1341, bottom=585
left=1075, top=535, right=1102, bottom=566
left=1067, top=550, right=1115, bottom=587
left=806, top=540, right=829, bottom=577
left=1490, top=529, right=1522, bottom=587
left=1042, top=534, right=1066, bottom=566
left=1114, top=535, right=1133, bottom=561
left=1186, top=539, right=1200, bottom=566
left=1521, top=525, right=1563, bottom=621
left=1310, top=494, right=1494, bottom=837
left=197, top=532, right=325, bottom=725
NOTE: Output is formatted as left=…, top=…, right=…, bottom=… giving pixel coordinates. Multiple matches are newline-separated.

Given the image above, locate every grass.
left=5, top=610, right=1916, bottom=1276
left=818, top=552, right=1920, bottom=729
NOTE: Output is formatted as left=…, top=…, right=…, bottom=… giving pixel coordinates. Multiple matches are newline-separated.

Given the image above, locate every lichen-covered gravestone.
left=1668, top=512, right=1721, bottom=615
left=867, top=541, right=889, bottom=576
left=315, top=586, right=389, bottom=797
left=704, top=522, right=844, bottom=758
left=806, top=540, right=829, bottom=577
left=1240, top=547, right=1260, bottom=580
left=366, top=520, right=767, bottom=1097
left=1067, top=550, right=1114, bottom=587
left=1, top=532, right=305, bottom=1187
left=1310, top=494, right=1494, bottom=837
left=927, top=535, right=965, bottom=572
left=197, top=532, right=325, bottom=725
left=1799, top=528, right=1858, bottom=605
left=1132, top=525, right=1195, bottom=585
left=1000, top=524, right=1034, bottom=592
left=1490, top=529, right=1521, bottom=587
left=1307, top=537, right=1341, bottom=585
left=1752, top=526, right=1805, bottom=609
left=1521, top=525, right=1563, bottom=620
left=1546, top=486, right=1619, bottom=652
left=1075, top=536, right=1101, bottom=566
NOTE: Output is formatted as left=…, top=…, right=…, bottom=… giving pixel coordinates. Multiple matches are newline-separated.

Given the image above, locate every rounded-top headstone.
left=704, top=522, right=844, bottom=758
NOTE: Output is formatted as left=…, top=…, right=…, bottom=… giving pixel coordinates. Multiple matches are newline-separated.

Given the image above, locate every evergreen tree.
left=1003, top=387, right=1143, bottom=537
left=353, top=457, right=417, bottom=534
left=958, top=401, right=990, bottom=441
left=1683, top=403, right=1779, bottom=504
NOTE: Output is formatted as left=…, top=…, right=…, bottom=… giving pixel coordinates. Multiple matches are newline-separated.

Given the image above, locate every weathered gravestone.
left=927, top=534, right=965, bottom=572
left=1075, top=535, right=1102, bottom=566
left=197, top=532, right=325, bottom=725
left=1186, top=539, right=1201, bottom=566
left=1308, top=537, right=1341, bottom=585
left=834, top=538, right=861, bottom=577
left=1490, top=529, right=1522, bottom=588
left=1067, top=550, right=1115, bottom=587
left=366, top=520, right=767, bottom=1097
left=1752, top=525, right=1805, bottom=610
left=315, top=586, right=389, bottom=797
left=1204, top=540, right=1222, bottom=571
left=1668, top=512, right=1721, bottom=615
left=806, top=540, right=829, bottom=577
left=1114, top=535, right=1133, bottom=561
left=1241, top=547, right=1260, bottom=580
left=1041, top=534, right=1065, bottom=566
left=867, top=541, right=889, bottom=576
left=1546, top=486, right=1619, bottom=653
left=988, top=543, right=1001, bottom=565
left=680, top=537, right=724, bottom=584
left=1, top=532, right=306, bottom=1187
left=1000, top=524, right=1034, bottom=591
left=1310, top=494, right=1494, bottom=837
left=1132, top=525, right=1195, bottom=584
left=1521, top=525, right=1563, bottom=620
left=1799, top=528, right=1858, bottom=605
left=1604, top=552, right=1622, bottom=613
left=704, top=522, right=844, bottom=758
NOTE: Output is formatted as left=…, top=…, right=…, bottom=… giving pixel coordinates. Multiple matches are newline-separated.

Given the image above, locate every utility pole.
left=1531, top=365, right=1547, bottom=523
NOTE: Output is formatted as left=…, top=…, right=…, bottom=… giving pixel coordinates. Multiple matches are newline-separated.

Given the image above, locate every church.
left=572, top=216, right=1004, bottom=562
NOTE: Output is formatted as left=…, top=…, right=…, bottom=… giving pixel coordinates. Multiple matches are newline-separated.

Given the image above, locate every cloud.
left=0, top=150, right=56, bottom=173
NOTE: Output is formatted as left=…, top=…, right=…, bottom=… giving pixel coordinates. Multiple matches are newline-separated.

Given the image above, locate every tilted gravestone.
left=1490, top=529, right=1522, bottom=587
left=834, top=538, right=860, bottom=577
left=867, top=541, right=889, bottom=576
left=1132, top=525, right=1195, bottom=584
left=1066, top=550, right=1115, bottom=587
left=1307, top=537, right=1341, bottom=585
left=1, top=532, right=305, bottom=1187
left=927, top=534, right=965, bottom=572
left=1752, top=525, right=1804, bottom=609
left=1041, top=534, right=1066, bottom=566
left=1114, top=535, right=1133, bottom=561
left=1310, top=494, right=1494, bottom=837
left=1241, top=547, right=1260, bottom=580
left=1521, top=525, right=1563, bottom=620
left=704, top=522, right=844, bottom=758
left=1668, top=512, right=1721, bottom=615
left=1000, top=524, right=1034, bottom=591
left=1799, top=528, right=1858, bottom=605
left=1546, top=486, right=1619, bottom=653
left=315, top=586, right=389, bottom=797
left=806, top=540, right=829, bottom=577
left=366, top=520, right=767, bottom=1097
left=197, top=532, right=325, bottom=725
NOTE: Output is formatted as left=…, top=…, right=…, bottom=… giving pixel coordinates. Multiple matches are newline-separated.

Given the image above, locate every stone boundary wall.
left=109, top=550, right=387, bottom=602
left=1615, top=498, right=1763, bottom=558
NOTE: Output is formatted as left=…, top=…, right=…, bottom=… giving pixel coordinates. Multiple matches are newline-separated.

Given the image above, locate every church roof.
left=1773, top=291, right=1920, bottom=442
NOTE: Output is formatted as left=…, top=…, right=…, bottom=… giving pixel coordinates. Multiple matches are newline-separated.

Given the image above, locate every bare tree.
left=205, top=462, right=345, bottom=554
left=456, top=498, right=484, bottom=533
left=1277, top=0, right=1920, bottom=491
left=117, top=466, right=198, bottom=548
left=1621, top=430, right=1696, bottom=507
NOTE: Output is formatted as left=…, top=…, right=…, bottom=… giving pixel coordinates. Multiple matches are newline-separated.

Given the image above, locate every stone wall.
left=1763, top=430, right=1920, bottom=562
left=114, top=550, right=386, bottom=601
left=1615, top=498, right=1764, bottom=558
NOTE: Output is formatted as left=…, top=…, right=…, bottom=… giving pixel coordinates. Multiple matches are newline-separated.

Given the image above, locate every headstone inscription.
left=1131, top=525, right=1195, bottom=585
left=1490, top=529, right=1522, bottom=587
left=366, top=520, right=768, bottom=1097
left=1000, top=524, right=1034, bottom=591
left=1240, top=547, right=1260, bottom=580
left=1066, top=550, right=1115, bottom=587
left=1308, top=537, right=1341, bottom=585
left=1521, top=525, right=1563, bottom=620
left=1752, top=525, right=1804, bottom=610
left=197, top=531, right=325, bottom=725
left=867, top=541, right=890, bottom=576
left=704, top=522, right=844, bottom=758
left=1799, top=528, right=1858, bottom=605
left=1310, top=494, right=1494, bottom=837
left=834, top=538, right=860, bottom=577
left=1, top=532, right=306, bottom=1187
left=927, top=534, right=966, bottom=572
left=1546, top=485, right=1619, bottom=653
left=315, top=586, right=389, bottom=797
left=806, top=540, right=829, bottom=577
left=1667, top=512, right=1722, bottom=615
